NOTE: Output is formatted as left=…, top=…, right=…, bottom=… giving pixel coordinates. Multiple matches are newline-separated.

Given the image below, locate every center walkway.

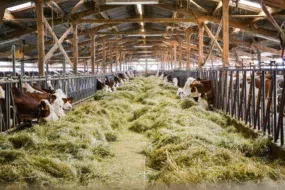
left=98, top=127, right=149, bottom=189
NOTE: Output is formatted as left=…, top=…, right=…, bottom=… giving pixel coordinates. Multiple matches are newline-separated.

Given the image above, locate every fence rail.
left=0, top=73, right=115, bottom=132
left=164, top=68, right=285, bottom=146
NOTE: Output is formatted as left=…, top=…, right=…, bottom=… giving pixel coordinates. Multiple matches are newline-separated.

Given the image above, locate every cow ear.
left=67, top=98, right=73, bottom=103
left=62, top=98, right=68, bottom=103
left=50, top=95, right=57, bottom=104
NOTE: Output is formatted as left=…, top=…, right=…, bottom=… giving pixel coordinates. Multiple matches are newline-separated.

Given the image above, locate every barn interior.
left=0, top=0, right=284, bottom=74
left=0, top=0, right=285, bottom=189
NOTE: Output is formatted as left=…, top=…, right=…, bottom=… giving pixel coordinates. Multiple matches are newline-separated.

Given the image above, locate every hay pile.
left=0, top=76, right=284, bottom=188
left=116, top=77, right=285, bottom=185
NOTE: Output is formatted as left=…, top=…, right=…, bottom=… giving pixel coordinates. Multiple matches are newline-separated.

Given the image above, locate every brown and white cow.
left=12, top=86, right=58, bottom=122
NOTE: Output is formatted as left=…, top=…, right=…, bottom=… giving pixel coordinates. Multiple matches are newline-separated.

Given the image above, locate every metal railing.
left=165, top=68, right=285, bottom=146
left=0, top=73, right=115, bottom=132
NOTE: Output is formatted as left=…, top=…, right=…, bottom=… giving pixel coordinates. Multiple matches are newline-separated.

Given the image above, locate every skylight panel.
left=7, top=2, right=33, bottom=12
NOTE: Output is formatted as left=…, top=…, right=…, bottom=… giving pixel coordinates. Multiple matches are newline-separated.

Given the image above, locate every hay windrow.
left=0, top=76, right=285, bottom=188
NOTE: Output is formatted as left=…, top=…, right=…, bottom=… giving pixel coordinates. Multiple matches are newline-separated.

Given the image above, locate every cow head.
left=62, top=97, right=73, bottom=110
left=54, top=89, right=73, bottom=110
left=0, top=86, right=5, bottom=99
left=40, top=99, right=59, bottom=121
left=50, top=94, right=66, bottom=118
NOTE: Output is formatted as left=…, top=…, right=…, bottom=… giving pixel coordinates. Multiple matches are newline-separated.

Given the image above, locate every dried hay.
left=0, top=76, right=285, bottom=188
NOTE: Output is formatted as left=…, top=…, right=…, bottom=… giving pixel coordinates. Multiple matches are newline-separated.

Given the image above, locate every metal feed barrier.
left=0, top=73, right=114, bottom=132
left=165, top=68, right=285, bottom=146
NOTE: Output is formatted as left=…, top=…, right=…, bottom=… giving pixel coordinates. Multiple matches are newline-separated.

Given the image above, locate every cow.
left=23, top=82, right=43, bottom=94
left=54, top=89, right=73, bottom=111
left=97, top=78, right=112, bottom=93
left=176, top=77, right=196, bottom=98
left=191, top=79, right=215, bottom=105
left=49, top=93, right=66, bottom=118
left=24, top=83, right=72, bottom=118
left=12, top=86, right=58, bottom=122
left=114, top=76, right=123, bottom=87
left=23, top=83, right=50, bottom=103
left=118, top=73, right=129, bottom=82
left=105, top=77, right=116, bottom=91
left=32, top=83, right=54, bottom=94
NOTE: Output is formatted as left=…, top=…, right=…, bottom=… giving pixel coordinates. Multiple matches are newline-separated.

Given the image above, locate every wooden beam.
left=102, top=39, right=106, bottom=73
left=151, top=4, right=279, bottom=42
left=212, top=1, right=222, bottom=15
left=96, top=31, right=184, bottom=35
left=80, top=17, right=197, bottom=24
left=0, top=5, right=124, bottom=44
left=109, top=43, right=113, bottom=72
left=44, top=18, right=73, bottom=68
left=198, top=23, right=204, bottom=69
left=173, top=42, right=177, bottom=69
left=179, top=42, right=182, bottom=68
left=185, top=29, right=191, bottom=69
left=116, top=48, right=119, bottom=72
left=189, top=0, right=209, bottom=13
left=45, top=1, right=65, bottom=17
left=203, top=23, right=223, bottom=53
left=73, top=23, right=78, bottom=74
left=44, top=26, right=73, bottom=63
left=222, top=0, right=229, bottom=67
left=91, top=35, right=95, bottom=74
left=68, top=0, right=84, bottom=16
left=203, top=19, right=222, bottom=66
left=36, top=0, right=45, bottom=76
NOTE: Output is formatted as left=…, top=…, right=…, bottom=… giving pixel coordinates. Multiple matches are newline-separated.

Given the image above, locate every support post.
left=103, top=40, right=106, bottom=73
left=198, top=23, right=204, bottom=69
left=21, top=62, right=25, bottom=76
left=73, top=23, right=78, bottom=74
left=110, top=43, right=113, bottom=73
left=63, top=56, right=66, bottom=74
left=179, top=42, right=182, bottom=69
left=12, top=45, right=16, bottom=76
left=257, top=49, right=262, bottom=66
left=185, top=29, right=191, bottom=69
left=90, top=35, right=95, bottom=74
left=119, top=51, right=122, bottom=71
left=46, top=62, right=49, bottom=75
left=173, top=42, right=177, bottom=69
left=116, top=48, right=119, bottom=72
left=36, top=0, right=45, bottom=76
left=223, top=0, right=230, bottom=67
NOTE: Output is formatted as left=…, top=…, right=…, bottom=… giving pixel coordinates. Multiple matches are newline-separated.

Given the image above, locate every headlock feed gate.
left=0, top=74, right=115, bottom=132
left=166, top=68, right=285, bottom=146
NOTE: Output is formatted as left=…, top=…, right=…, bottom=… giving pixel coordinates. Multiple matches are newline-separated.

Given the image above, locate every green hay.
left=105, top=132, right=117, bottom=142
left=8, top=134, right=36, bottom=149
left=180, top=98, right=198, bottom=109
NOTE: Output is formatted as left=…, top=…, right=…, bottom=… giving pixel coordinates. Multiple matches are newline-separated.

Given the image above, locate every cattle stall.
left=0, top=73, right=114, bottom=132
left=164, top=67, right=285, bottom=146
